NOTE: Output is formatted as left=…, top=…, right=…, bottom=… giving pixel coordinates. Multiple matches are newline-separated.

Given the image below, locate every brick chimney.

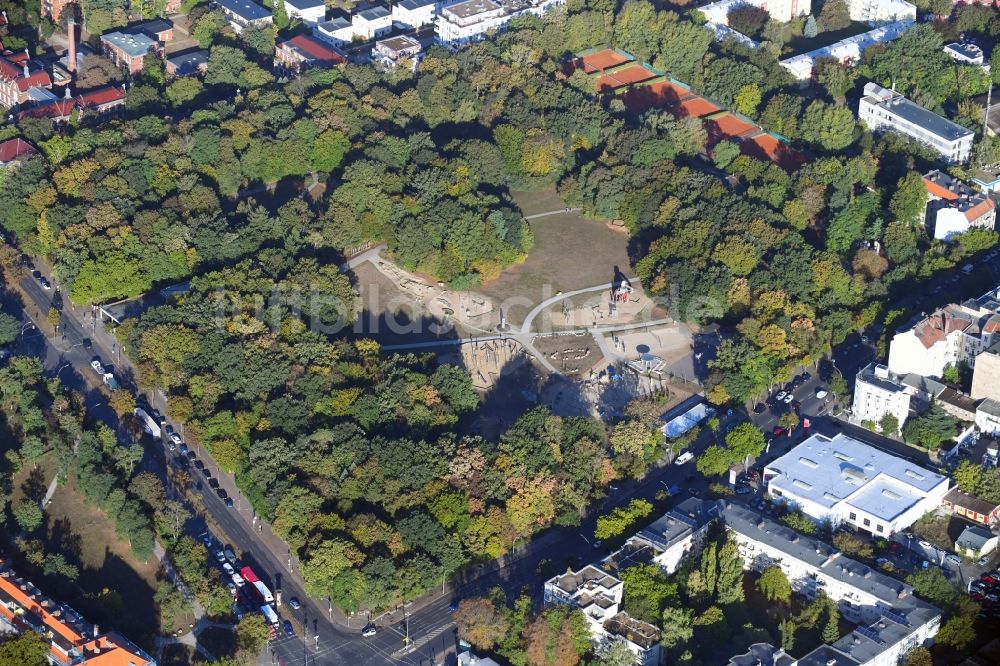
left=67, top=14, right=76, bottom=74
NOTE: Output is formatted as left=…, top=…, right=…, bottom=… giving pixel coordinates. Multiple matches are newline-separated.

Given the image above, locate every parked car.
left=979, top=555, right=991, bottom=567
left=945, top=554, right=962, bottom=566
left=215, top=550, right=226, bottom=563
left=208, top=478, right=219, bottom=489
left=39, top=276, right=51, bottom=290
left=222, top=562, right=235, bottom=576
left=772, top=426, right=786, bottom=437
left=674, top=451, right=694, bottom=466
left=753, top=403, right=766, bottom=413
left=216, top=488, right=227, bottom=500
left=90, top=359, right=103, bottom=372
left=815, top=388, right=828, bottom=399
left=226, top=581, right=237, bottom=594
left=775, top=391, right=787, bottom=403
left=283, top=620, right=294, bottom=637
left=735, top=486, right=751, bottom=495
left=179, top=444, right=189, bottom=455
left=224, top=497, right=234, bottom=508
left=169, top=432, right=182, bottom=446
left=288, top=598, right=301, bottom=610
left=362, top=624, right=377, bottom=638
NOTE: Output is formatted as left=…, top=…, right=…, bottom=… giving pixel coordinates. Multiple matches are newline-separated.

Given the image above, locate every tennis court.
left=594, top=64, right=657, bottom=93
left=705, top=113, right=758, bottom=144
left=580, top=48, right=632, bottom=73
left=672, top=96, right=720, bottom=119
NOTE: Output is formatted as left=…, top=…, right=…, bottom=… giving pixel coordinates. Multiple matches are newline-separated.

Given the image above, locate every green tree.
left=889, top=172, right=928, bottom=224
left=697, top=445, right=735, bottom=477
left=954, top=459, right=982, bottom=494
left=904, top=646, right=933, bottom=666
left=455, top=597, right=509, bottom=650
left=822, top=600, right=841, bottom=643
left=936, top=614, right=975, bottom=650
left=817, top=0, right=851, bottom=31
left=596, top=640, right=637, bottom=666
left=902, top=403, right=958, bottom=449
left=833, top=531, right=873, bottom=559
left=660, top=605, right=694, bottom=650
left=0, top=630, right=49, bottom=666
left=620, top=564, right=677, bottom=623
left=235, top=614, right=271, bottom=658
left=879, top=413, right=899, bottom=437
left=12, top=500, right=43, bottom=532
left=804, top=15, right=818, bottom=37
left=802, top=101, right=855, bottom=150
left=757, top=566, right=791, bottom=603
left=905, top=567, right=957, bottom=607
left=0, top=312, right=18, bottom=345
left=734, top=84, right=762, bottom=117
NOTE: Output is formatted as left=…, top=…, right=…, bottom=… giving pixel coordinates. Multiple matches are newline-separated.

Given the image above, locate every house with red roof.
left=922, top=169, right=996, bottom=241
left=16, top=85, right=126, bottom=124
left=0, top=54, right=53, bottom=110
left=0, top=558, right=155, bottom=666
left=0, top=137, right=37, bottom=166
left=274, top=34, right=346, bottom=74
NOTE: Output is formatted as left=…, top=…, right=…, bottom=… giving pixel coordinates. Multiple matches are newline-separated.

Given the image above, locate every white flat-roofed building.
left=216, top=0, right=274, bottom=32
left=859, top=81, right=974, bottom=163
left=845, top=0, right=915, bottom=23
left=722, top=502, right=941, bottom=666
left=435, top=0, right=505, bottom=45
left=393, top=0, right=437, bottom=27
left=699, top=0, right=811, bottom=24
left=435, top=0, right=564, bottom=46
left=763, top=433, right=950, bottom=536
left=374, top=34, right=422, bottom=64
left=353, top=4, right=393, bottom=39
left=284, top=0, right=326, bottom=25
left=922, top=169, right=997, bottom=241
left=852, top=363, right=943, bottom=430
left=313, top=16, right=355, bottom=46
left=944, top=42, right=985, bottom=66
left=780, top=20, right=912, bottom=81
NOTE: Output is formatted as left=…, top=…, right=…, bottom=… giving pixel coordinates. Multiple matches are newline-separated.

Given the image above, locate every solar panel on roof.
left=854, top=626, right=884, bottom=644
left=668, top=510, right=697, bottom=527
left=879, top=606, right=909, bottom=626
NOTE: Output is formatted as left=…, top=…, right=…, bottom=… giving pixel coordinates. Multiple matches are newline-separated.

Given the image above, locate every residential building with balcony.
left=314, top=16, right=355, bottom=46
left=859, top=82, right=974, bottom=163
left=762, top=433, right=950, bottom=536
left=353, top=5, right=393, bottom=40
left=922, top=169, right=996, bottom=241
left=887, top=294, right=1000, bottom=378
left=622, top=498, right=718, bottom=574
left=393, top=0, right=438, bottom=26
left=944, top=42, right=985, bottom=65
left=845, top=0, right=915, bottom=23
left=852, top=363, right=944, bottom=430
left=699, top=0, right=811, bottom=24
left=216, top=0, right=274, bottom=32
left=285, top=0, right=326, bottom=25
left=374, top=34, right=422, bottom=65
left=721, top=502, right=941, bottom=666
left=0, top=558, right=155, bottom=666
left=434, top=0, right=565, bottom=46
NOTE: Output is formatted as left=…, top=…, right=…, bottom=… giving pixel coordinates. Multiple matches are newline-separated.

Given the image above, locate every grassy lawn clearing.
left=479, top=191, right=631, bottom=325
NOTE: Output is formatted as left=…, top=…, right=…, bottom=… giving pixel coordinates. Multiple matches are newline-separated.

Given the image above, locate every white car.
left=231, top=573, right=245, bottom=587
left=979, top=555, right=991, bottom=567
left=222, top=562, right=235, bottom=576
left=815, top=389, right=828, bottom=399
left=362, top=624, right=377, bottom=638
left=90, top=359, right=103, bottom=372
left=918, top=540, right=933, bottom=550
left=945, top=554, right=962, bottom=566
left=170, top=432, right=182, bottom=445
left=775, top=391, right=787, bottom=402
left=215, top=550, right=226, bottom=563
left=783, top=393, right=795, bottom=404
left=674, top=451, right=694, bottom=466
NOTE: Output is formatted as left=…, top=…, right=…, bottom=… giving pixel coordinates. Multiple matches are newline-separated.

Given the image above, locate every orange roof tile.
left=964, top=198, right=995, bottom=222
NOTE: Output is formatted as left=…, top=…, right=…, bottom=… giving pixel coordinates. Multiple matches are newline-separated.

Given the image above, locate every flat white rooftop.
left=764, top=433, right=947, bottom=521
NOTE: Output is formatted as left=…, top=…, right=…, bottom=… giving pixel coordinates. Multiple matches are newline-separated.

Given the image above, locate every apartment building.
left=392, top=0, right=438, bottom=27
left=722, top=503, right=941, bottom=666
left=216, top=0, right=274, bottom=32
left=435, top=0, right=565, bottom=46
left=352, top=5, right=393, bottom=40
left=844, top=0, right=915, bottom=23
left=699, top=0, right=811, bottom=24
left=284, top=0, right=326, bottom=25
left=374, top=35, right=423, bottom=65
left=922, top=169, right=996, bottom=241
left=887, top=301, right=1000, bottom=378
left=852, top=363, right=944, bottom=429
left=781, top=20, right=912, bottom=81
left=763, top=433, right=950, bottom=536
left=859, top=82, right=974, bottom=163
left=623, top=498, right=718, bottom=574
left=314, top=16, right=355, bottom=46
left=0, top=558, right=155, bottom=666
left=977, top=397, right=1000, bottom=434
left=543, top=566, right=660, bottom=666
